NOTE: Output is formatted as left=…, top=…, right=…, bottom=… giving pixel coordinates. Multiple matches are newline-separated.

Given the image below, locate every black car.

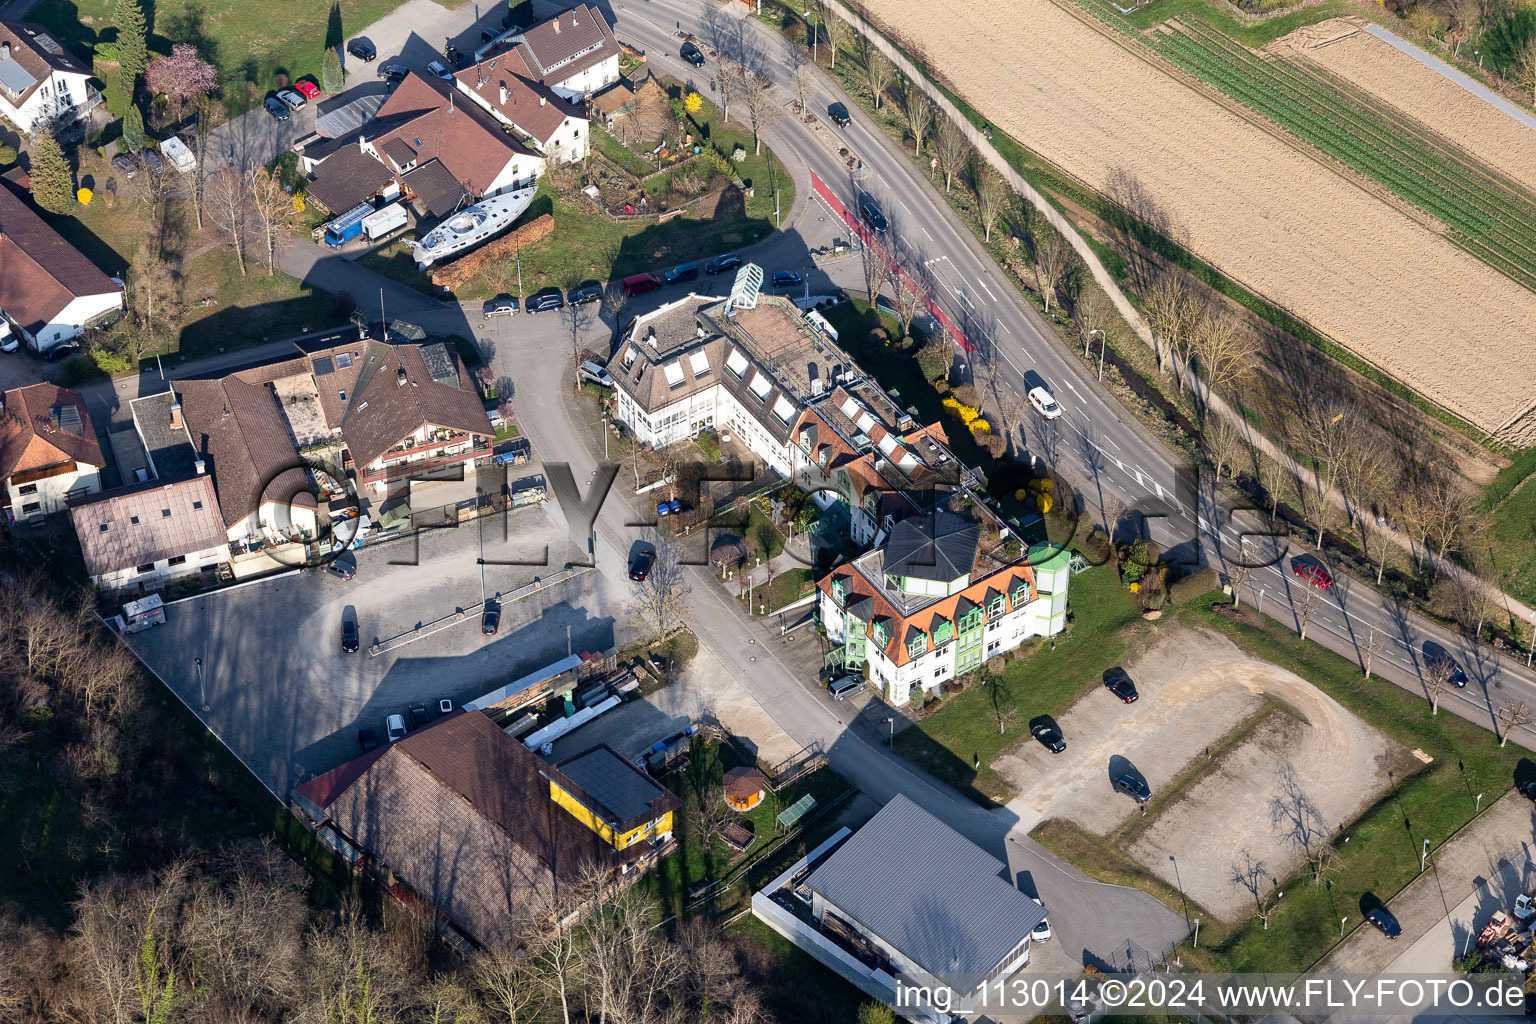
left=827, top=101, right=851, bottom=127
left=43, top=342, right=81, bottom=363
left=664, top=262, right=699, bottom=284
left=1519, top=780, right=1536, bottom=801
left=263, top=96, right=290, bottom=121
left=347, top=38, right=377, bottom=62
left=1031, top=723, right=1066, bottom=753
left=772, top=270, right=802, bottom=288
left=408, top=702, right=431, bottom=729
left=324, top=551, right=357, bottom=580
left=379, top=62, right=409, bottom=81
left=857, top=192, right=887, bottom=233
left=358, top=726, right=380, bottom=752
left=568, top=282, right=603, bottom=305
left=341, top=620, right=360, bottom=654
left=1365, top=907, right=1402, bottom=939
left=1103, top=667, right=1139, bottom=703
left=1113, top=774, right=1151, bottom=804
left=482, top=294, right=518, bottom=318
left=481, top=602, right=501, bottom=635
left=681, top=42, right=706, bottom=67
left=704, top=253, right=742, bottom=275
left=110, top=153, right=138, bottom=179
left=526, top=290, right=564, bottom=314
left=629, top=550, right=655, bottom=581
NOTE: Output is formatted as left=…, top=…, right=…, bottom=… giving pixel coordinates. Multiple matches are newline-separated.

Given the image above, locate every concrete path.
left=1363, top=24, right=1536, bottom=134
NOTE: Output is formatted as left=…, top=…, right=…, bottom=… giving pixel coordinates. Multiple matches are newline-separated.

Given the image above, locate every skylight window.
left=689, top=351, right=710, bottom=377
left=773, top=395, right=795, bottom=423
left=336, top=353, right=353, bottom=368
left=749, top=371, right=772, bottom=400
left=663, top=361, right=685, bottom=389
left=726, top=349, right=749, bottom=378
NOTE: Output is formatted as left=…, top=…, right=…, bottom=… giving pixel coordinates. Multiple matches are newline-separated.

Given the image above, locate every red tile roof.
left=515, top=4, right=618, bottom=88
left=454, top=47, right=584, bottom=144
left=0, top=383, right=103, bottom=479
left=370, top=73, right=538, bottom=199
left=0, top=183, right=121, bottom=337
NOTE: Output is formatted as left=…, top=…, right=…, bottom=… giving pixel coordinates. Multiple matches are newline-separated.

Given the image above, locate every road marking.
left=1063, top=380, right=1082, bottom=398
left=999, top=321, right=1011, bottom=335
left=977, top=279, right=997, bottom=301
left=1104, top=436, right=1121, bottom=452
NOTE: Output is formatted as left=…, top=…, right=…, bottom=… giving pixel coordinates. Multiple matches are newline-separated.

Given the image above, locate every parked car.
left=386, top=713, right=407, bottom=742
left=348, top=37, right=377, bottom=62
left=110, top=153, right=138, bottom=179
left=772, top=270, right=802, bottom=288
left=42, top=342, right=81, bottom=363
left=1293, top=561, right=1334, bottom=589
left=482, top=294, right=518, bottom=318
left=427, top=60, right=452, bottom=79
left=1518, top=780, right=1536, bottom=801
left=379, top=62, right=409, bottom=81
left=827, top=101, right=851, bottom=126
left=577, top=360, right=613, bottom=387
left=437, top=697, right=454, bottom=715
left=358, top=727, right=380, bottom=752
left=1028, top=385, right=1063, bottom=419
left=704, top=253, right=742, bottom=275
left=1031, top=722, right=1066, bottom=753
left=263, top=96, right=290, bottom=121
left=1113, top=774, right=1151, bottom=804
left=409, top=702, right=431, bottom=729
left=294, top=79, right=320, bottom=99
left=341, top=620, right=359, bottom=653
left=526, top=290, right=564, bottom=313
left=1366, top=907, right=1402, bottom=939
left=277, top=88, right=306, bottom=110
left=664, top=261, right=699, bottom=284
left=680, top=42, right=706, bottom=66
left=568, top=282, right=602, bottom=305
left=622, top=271, right=662, bottom=296
left=828, top=674, right=866, bottom=700
left=324, top=551, right=357, bottom=580
left=141, top=150, right=165, bottom=175
left=1103, top=667, right=1138, bottom=703
left=857, top=191, right=887, bottom=232
left=1031, top=898, right=1051, bottom=942
left=629, top=550, right=655, bottom=581
left=481, top=602, right=501, bottom=635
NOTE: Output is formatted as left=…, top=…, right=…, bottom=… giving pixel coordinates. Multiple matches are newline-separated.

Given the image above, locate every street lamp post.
left=1421, top=837, right=1431, bottom=872
left=1169, top=854, right=1192, bottom=930
left=1341, top=916, right=1349, bottom=937
left=1476, top=792, right=1485, bottom=814
left=882, top=715, right=894, bottom=746
left=1192, top=918, right=1200, bottom=948
left=1258, top=587, right=1267, bottom=615
left=1090, top=328, right=1106, bottom=381
left=196, top=657, right=207, bottom=712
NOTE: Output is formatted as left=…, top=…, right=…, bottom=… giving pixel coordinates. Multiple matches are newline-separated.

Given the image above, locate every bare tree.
left=990, top=674, right=1020, bottom=734
left=1512, top=34, right=1536, bottom=105
left=715, top=55, right=744, bottom=125
left=973, top=163, right=1010, bottom=244
left=187, top=95, right=226, bottom=230
left=1361, top=625, right=1382, bottom=680
left=473, top=941, right=547, bottom=1024
left=246, top=166, right=292, bottom=276
left=1205, top=417, right=1245, bottom=481
left=862, top=49, right=895, bottom=109
left=1230, top=851, right=1281, bottom=927
left=561, top=297, right=597, bottom=389
left=630, top=539, right=691, bottom=643
left=793, top=62, right=814, bottom=112
left=132, top=157, right=180, bottom=258
left=1072, top=286, right=1108, bottom=359
left=1225, top=558, right=1255, bottom=609
left=821, top=10, right=850, bottom=69
left=894, top=271, right=929, bottom=336
left=1290, top=400, right=1353, bottom=546
left=860, top=235, right=897, bottom=308
left=737, top=68, right=782, bottom=155
left=1307, top=844, right=1342, bottom=886
left=1295, top=585, right=1319, bottom=642
left=1400, top=473, right=1480, bottom=573
left=1142, top=270, right=1207, bottom=377
left=932, top=115, right=972, bottom=194
left=898, top=81, right=933, bottom=154
left=127, top=243, right=180, bottom=360
left=1030, top=229, right=1073, bottom=312
left=1256, top=454, right=1290, bottom=522
left=693, top=783, right=737, bottom=857
left=1498, top=699, right=1533, bottom=748
left=1423, top=656, right=1455, bottom=716
left=206, top=167, right=248, bottom=277
left=1188, top=314, right=1256, bottom=414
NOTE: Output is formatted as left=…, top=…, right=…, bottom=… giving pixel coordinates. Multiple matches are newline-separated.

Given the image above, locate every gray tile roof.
left=883, top=511, right=979, bottom=583
left=69, top=476, right=226, bottom=579
left=806, top=794, right=1045, bottom=980
left=130, top=392, right=201, bottom=480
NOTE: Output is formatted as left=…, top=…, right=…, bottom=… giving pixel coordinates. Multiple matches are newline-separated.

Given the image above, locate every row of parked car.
left=479, top=253, right=754, bottom=321
left=359, top=697, right=457, bottom=750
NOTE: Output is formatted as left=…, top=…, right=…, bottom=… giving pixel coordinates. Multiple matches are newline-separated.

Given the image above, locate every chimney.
left=0, top=43, right=9, bottom=60
left=499, top=83, right=508, bottom=104
left=539, top=94, right=546, bottom=107
left=194, top=459, right=206, bottom=476
left=553, top=19, right=560, bottom=33
left=169, top=402, right=183, bottom=429
left=396, top=367, right=408, bottom=387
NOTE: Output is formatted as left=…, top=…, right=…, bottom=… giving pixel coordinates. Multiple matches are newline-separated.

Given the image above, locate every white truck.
left=361, top=203, right=407, bottom=241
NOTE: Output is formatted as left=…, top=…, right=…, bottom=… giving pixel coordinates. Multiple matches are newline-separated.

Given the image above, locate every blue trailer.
left=323, top=203, right=375, bottom=247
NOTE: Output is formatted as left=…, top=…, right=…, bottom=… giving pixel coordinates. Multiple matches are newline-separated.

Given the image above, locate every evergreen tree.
left=113, top=0, right=148, bottom=98
left=321, top=46, right=343, bottom=94
left=122, top=103, right=145, bottom=152
left=29, top=132, right=76, bottom=215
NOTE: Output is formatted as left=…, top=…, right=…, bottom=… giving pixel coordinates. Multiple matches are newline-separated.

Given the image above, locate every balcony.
left=380, top=430, right=478, bottom=464
left=360, top=442, right=490, bottom=485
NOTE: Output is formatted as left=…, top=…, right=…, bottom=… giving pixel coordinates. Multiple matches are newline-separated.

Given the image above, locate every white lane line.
left=1063, top=380, right=1083, bottom=398
left=999, top=321, right=1011, bottom=335
left=977, top=279, right=997, bottom=301
left=922, top=226, right=933, bottom=241
left=1104, top=436, right=1121, bottom=452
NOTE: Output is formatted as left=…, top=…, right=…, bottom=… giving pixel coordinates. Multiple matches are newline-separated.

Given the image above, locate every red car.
left=294, top=79, right=320, bottom=99
left=1293, top=562, right=1334, bottom=589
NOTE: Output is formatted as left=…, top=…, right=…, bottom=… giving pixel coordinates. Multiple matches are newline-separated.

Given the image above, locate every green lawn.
left=31, top=0, right=421, bottom=114
left=1484, top=448, right=1536, bottom=609
left=591, top=124, right=654, bottom=178
left=741, top=567, right=814, bottom=614
left=893, top=566, right=1146, bottom=806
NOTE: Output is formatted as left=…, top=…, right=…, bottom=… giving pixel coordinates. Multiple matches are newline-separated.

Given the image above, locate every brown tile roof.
left=0, top=383, right=103, bottom=479
left=0, top=20, right=88, bottom=108
left=301, top=340, right=367, bottom=428
left=303, top=141, right=396, bottom=215
left=339, top=340, right=492, bottom=469
left=68, top=475, right=225, bottom=579
left=516, top=4, right=617, bottom=88
left=400, top=160, right=468, bottom=217
left=0, top=184, right=121, bottom=337
left=175, top=376, right=309, bottom=529
left=371, top=73, right=538, bottom=199
left=590, top=80, right=634, bottom=116
left=296, top=711, right=620, bottom=947
left=454, top=48, right=583, bottom=143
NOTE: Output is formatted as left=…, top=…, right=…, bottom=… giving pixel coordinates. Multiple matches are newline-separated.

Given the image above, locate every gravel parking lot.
left=128, top=500, right=639, bottom=795
left=1006, top=626, right=1407, bottom=920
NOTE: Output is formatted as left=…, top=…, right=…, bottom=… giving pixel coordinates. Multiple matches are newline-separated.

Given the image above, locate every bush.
left=1168, top=567, right=1220, bottom=606
left=0, top=144, right=15, bottom=167
left=985, top=655, right=1005, bottom=677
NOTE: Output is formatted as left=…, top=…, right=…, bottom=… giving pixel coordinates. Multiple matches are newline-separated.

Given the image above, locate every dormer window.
left=1013, top=584, right=1029, bottom=608
left=908, top=634, right=927, bottom=659
left=987, top=596, right=1005, bottom=621
left=831, top=579, right=846, bottom=608
left=933, top=620, right=954, bottom=647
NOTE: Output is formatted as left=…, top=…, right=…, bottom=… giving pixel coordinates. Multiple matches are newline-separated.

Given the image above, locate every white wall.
left=94, top=544, right=230, bottom=593
left=548, top=54, right=618, bottom=102
left=7, top=463, right=100, bottom=521
left=486, top=153, right=546, bottom=195
left=30, top=291, right=124, bottom=351
left=0, top=70, right=93, bottom=132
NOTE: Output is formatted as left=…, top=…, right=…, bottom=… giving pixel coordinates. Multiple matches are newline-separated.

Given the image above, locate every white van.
left=0, top=319, right=16, bottom=353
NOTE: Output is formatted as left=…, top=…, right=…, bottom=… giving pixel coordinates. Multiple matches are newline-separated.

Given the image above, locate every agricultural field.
left=861, top=0, right=1536, bottom=446
left=1275, top=18, right=1536, bottom=197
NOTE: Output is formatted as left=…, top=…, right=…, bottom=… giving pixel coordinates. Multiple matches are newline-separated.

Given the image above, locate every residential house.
left=454, top=47, right=588, bottom=162
left=541, top=745, right=682, bottom=852
left=818, top=513, right=1071, bottom=703
left=68, top=476, right=231, bottom=593
left=0, top=383, right=103, bottom=523
left=291, top=711, right=646, bottom=950
left=484, top=4, right=619, bottom=103
left=0, top=20, right=98, bottom=132
left=0, top=183, right=123, bottom=352
left=771, top=794, right=1046, bottom=1017
left=304, top=73, right=543, bottom=216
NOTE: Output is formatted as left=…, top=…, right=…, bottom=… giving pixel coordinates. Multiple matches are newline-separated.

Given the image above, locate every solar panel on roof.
left=313, top=356, right=334, bottom=376
left=33, top=32, right=63, bottom=54
left=54, top=406, right=82, bottom=433
left=419, top=342, right=459, bottom=387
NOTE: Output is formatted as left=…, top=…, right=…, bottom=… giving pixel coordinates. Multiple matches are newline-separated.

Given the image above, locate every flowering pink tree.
left=145, top=44, right=217, bottom=121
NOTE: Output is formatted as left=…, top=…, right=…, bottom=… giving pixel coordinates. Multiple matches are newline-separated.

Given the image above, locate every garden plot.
left=863, top=0, right=1536, bottom=444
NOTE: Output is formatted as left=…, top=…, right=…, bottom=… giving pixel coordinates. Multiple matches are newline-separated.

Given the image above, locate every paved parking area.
left=342, top=0, right=514, bottom=91
left=128, top=501, right=638, bottom=795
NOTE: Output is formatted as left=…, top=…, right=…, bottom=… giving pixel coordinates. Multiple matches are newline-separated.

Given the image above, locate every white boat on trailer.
left=410, top=185, right=537, bottom=268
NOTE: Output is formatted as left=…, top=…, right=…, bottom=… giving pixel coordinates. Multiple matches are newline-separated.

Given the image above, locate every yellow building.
left=542, top=745, right=682, bottom=854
